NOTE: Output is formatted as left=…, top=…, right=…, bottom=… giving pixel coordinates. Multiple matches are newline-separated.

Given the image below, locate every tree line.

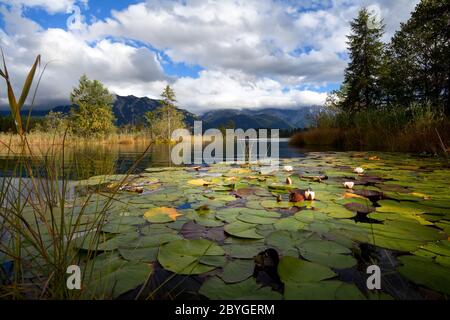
left=293, top=0, right=449, bottom=153
left=0, top=74, right=187, bottom=141
left=328, top=0, right=449, bottom=116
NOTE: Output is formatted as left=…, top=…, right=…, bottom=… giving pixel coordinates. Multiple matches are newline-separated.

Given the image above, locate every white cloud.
left=173, top=70, right=327, bottom=113
left=1, top=0, right=86, bottom=14
left=0, top=0, right=421, bottom=113
left=0, top=4, right=165, bottom=107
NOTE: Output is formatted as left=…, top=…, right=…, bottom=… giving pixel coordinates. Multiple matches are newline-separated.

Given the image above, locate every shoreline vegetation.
left=290, top=2, right=449, bottom=156
left=0, top=131, right=152, bottom=148
left=289, top=108, right=450, bottom=154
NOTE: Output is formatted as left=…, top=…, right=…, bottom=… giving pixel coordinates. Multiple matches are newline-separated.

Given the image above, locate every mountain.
left=200, top=106, right=320, bottom=130
left=0, top=96, right=319, bottom=130
left=112, top=95, right=198, bottom=126
left=0, top=95, right=198, bottom=127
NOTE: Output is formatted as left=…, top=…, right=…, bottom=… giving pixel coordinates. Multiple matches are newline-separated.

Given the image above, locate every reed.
left=0, top=52, right=154, bottom=299
left=290, top=106, right=449, bottom=154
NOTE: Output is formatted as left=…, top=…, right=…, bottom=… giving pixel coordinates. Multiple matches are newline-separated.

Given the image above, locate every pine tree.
left=145, top=85, right=185, bottom=141
left=342, top=8, right=386, bottom=113
left=388, top=0, right=450, bottom=114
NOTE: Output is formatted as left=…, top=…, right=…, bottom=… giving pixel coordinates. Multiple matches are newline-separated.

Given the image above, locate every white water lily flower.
left=354, top=167, right=365, bottom=174
left=284, top=165, right=294, bottom=172
left=304, top=189, right=315, bottom=201
left=344, top=182, right=355, bottom=189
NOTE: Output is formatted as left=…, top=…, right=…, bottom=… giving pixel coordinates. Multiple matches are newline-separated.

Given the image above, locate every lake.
left=0, top=139, right=308, bottom=180
left=0, top=140, right=449, bottom=300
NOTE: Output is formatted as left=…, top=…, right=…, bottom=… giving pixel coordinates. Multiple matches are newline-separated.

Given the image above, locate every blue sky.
left=0, top=0, right=419, bottom=113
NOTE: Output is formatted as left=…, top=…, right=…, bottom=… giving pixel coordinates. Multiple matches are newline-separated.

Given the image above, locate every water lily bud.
left=354, top=167, right=365, bottom=174
left=284, top=166, right=294, bottom=172
left=344, top=182, right=355, bottom=189
left=305, top=189, right=315, bottom=201
left=286, top=177, right=292, bottom=185
left=276, top=195, right=283, bottom=202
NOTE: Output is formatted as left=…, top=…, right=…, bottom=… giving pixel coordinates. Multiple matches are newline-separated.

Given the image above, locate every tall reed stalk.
left=0, top=52, right=153, bottom=299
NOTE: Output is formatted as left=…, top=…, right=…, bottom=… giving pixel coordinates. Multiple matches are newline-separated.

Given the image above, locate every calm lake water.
left=0, top=139, right=309, bottom=180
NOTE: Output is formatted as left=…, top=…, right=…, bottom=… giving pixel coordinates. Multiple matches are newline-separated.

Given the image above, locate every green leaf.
left=85, top=255, right=152, bottom=299
left=219, top=259, right=255, bottom=283
left=224, top=221, right=264, bottom=239
left=158, top=239, right=225, bottom=275
left=284, top=281, right=366, bottom=300
left=398, top=255, right=450, bottom=295
left=298, top=240, right=357, bottom=269
left=199, top=277, right=282, bottom=300
left=278, top=256, right=336, bottom=284
left=237, top=209, right=280, bottom=225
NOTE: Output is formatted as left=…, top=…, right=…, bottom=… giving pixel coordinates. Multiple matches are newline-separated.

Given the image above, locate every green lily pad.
left=224, top=221, right=264, bottom=239
left=298, top=240, right=357, bottom=269
left=278, top=256, right=336, bottom=284
left=398, top=255, right=450, bottom=295
left=158, top=239, right=225, bottom=275
left=284, top=281, right=365, bottom=300
left=223, top=244, right=267, bottom=259
left=273, top=217, right=307, bottom=231
left=237, top=209, right=280, bottom=225
left=219, top=259, right=255, bottom=283
left=266, top=230, right=313, bottom=257
left=361, top=220, right=446, bottom=252
left=84, top=255, right=152, bottom=299
left=199, top=277, right=282, bottom=300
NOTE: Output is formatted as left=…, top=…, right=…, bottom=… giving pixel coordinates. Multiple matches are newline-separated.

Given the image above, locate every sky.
left=0, top=0, right=420, bottom=114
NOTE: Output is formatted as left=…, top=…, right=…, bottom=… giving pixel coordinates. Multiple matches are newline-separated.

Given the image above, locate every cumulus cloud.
left=0, top=4, right=166, bottom=107
left=1, top=0, right=86, bottom=14
left=0, top=0, right=420, bottom=112
left=173, top=70, right=328, bottom=113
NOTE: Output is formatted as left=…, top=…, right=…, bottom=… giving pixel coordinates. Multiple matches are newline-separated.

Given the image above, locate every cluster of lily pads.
left=7, top=152, right=450, bottom=299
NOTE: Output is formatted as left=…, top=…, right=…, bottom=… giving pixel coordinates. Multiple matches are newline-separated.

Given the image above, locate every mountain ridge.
left=0, top=95, right=320, bottom=130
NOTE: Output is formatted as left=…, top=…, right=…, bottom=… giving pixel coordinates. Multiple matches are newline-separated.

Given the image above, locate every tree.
left=145, top=85, right=186, bottom=141
left=387, top=0, right=449, bottom=114
left=69, top=75, right=116, bottom=136
left=341, top=8, right=386, bottom=113
left=43, top=111, right=68, bottom=132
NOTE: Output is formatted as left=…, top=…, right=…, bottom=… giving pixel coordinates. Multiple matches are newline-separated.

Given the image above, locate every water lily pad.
left=273, top=217, right=307, bottom=231
left=158, top=239, right=225, bottom=275
left=143, top=207, right=182, bottom=223
left=198, top=255, right=227, bottom=267
left=223, top=244, right=267, bottom=259
left=284, top=281, right=365, bottom=300
left=219, top=259, right=255, bottom=283
left=298, top=240, right=357, bottom=269
left=224, top=221, right=264, bottom=239
left=188, top=178, right=212, bottom=186
left=199, top=277, right=282, bottom=300
left=266, top=230, right=312, bottom=257
left=119, top=247, right=159, bottom=262
left=361, top=220, right=446, bottom=252
left=237, top=209, right=280, bottom=225
left=180, top=221, right=226, bottom=242
left=85, top=255, right=152, bottom=299
left=278, top=256, right=336, bottom=284
left=398, top=255, right=450, bottom=295
left=185, top=210, right=224, bottom=227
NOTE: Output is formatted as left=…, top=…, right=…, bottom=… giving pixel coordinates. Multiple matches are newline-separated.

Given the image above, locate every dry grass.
left=0, top=132, right=151, bottom=149
left=290, top=113, right=450, bottom=154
